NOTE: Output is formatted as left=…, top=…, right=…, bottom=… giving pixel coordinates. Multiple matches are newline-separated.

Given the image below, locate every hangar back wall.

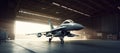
left=75, top=12, right=120, bottom=40
left=92, top=13, right=120, bottom=40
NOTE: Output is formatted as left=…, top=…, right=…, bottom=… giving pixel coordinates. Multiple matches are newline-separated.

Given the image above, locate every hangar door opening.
left=14, top=21, right=52, bottom=41
left=14, top=20, right=86, bottom=41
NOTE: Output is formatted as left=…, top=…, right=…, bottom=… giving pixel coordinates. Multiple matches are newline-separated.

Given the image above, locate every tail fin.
left=48, top=19, right=54, bottom=30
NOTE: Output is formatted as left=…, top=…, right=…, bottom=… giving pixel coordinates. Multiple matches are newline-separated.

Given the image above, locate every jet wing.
left=33, top=27, right=65, bottom=34
left=26, top=32, right=45, bottom=37
left=26, top=27, right=65, bottom=37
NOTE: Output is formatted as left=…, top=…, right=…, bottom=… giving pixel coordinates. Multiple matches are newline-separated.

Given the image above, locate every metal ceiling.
left=16, top=0, right=120, bottom=21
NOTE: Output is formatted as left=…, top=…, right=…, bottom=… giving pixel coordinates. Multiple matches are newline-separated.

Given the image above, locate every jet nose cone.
left=77, top=24, right=84, bottom=29
left=68, top=23, right=84, bottom=30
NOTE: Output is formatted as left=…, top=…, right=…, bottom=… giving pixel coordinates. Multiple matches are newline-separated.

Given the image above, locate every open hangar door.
left=14, top=9, right=60, bottom=41
left=14, top=20, right=55, bottom=41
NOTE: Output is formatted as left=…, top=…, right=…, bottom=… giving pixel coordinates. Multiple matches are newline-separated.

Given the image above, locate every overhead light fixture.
left=118, top=6, right=120, bottom=10
left=56, top=12, right=60, bottom=14
left=41, top=8, right=46, bottom=10
left=19, top=10, right=60, bottom=20
left=61, top=6, right=68, bottom=9
left=52, top=2, right=60, bottom=6
left=52, top=2, right=90, bottom=17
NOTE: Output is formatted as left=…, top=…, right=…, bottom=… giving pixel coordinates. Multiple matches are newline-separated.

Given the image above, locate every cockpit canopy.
left=62, top=19, right=74, bottom=24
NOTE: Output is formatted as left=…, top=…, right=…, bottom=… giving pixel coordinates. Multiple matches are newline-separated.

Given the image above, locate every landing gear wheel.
left=49, top=38, right=52, bottom=43
left=61, top=39, right=64, bottom=44
left=60, top=37, right=64, bottom=44
left=49, top=36, right=53, bottom=43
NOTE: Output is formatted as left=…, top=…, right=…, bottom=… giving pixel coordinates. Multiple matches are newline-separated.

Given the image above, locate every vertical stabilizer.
left=48, top=19, right=54, bottom=30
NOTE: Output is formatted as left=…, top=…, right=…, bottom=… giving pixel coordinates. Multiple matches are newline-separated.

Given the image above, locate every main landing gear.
left=48, top=36, right=64, bottom=44
left=49, top=36, right=53, bottom=43
left=59, top=36, right=64, bottom=44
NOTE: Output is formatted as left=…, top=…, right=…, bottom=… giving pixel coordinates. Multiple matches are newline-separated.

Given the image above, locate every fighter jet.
left=28, top=19, right=84, bottom=44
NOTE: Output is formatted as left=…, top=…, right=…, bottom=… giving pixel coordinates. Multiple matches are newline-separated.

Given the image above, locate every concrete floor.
left=0, top=40, right=120, bottom=53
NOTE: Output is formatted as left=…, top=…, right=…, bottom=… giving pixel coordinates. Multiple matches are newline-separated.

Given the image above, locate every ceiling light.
left=118, top=6, right=120, bottom=10
left=61, top=6, right=68, bottom=9
left=41, top=8, right=46, bottom=9
left=52, top=2, right=60, bottom=6
left=19, top=10, right=60, bottom=20
left=52, top=2, right=90, bottom=17
left=67, top=8, right=73, bottom=11
left=56, top=12, right=60, bottom=14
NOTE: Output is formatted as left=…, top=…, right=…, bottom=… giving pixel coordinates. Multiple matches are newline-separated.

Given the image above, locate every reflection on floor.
left=0, top=40, right=120, bottom=53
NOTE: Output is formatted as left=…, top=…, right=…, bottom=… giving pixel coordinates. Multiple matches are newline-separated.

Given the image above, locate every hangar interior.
left=0, top=0, right=120, bottom=53
left=1, top=0, right=119, bottom=40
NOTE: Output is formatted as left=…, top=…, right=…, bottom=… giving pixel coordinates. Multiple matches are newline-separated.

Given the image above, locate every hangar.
left=0, top=0, right=120, bottom=53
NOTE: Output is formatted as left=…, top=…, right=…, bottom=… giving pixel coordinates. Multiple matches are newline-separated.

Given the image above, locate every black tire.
left=37, top=33, right=42, bottom=37
left=60, top=37, right=64, bottom=44
left=61, top=39, right=64, bottom=44
left=49, top=38, right=52, bottom=43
